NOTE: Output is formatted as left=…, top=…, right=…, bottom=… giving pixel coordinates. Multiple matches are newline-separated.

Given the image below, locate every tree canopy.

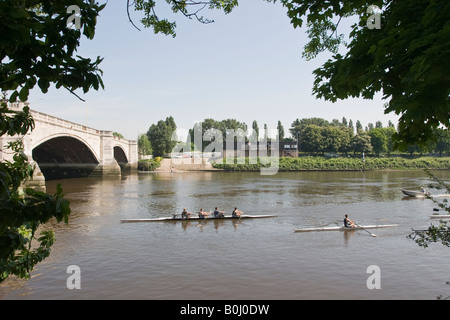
left=130, top=0, right=239, bottom=36
left=0, top=0, right=105, bottom=282
left=279, top=0, right=449, bottom=149
left=0, top=0, right=105, bottom=103
left=147, top=116, right=177, bottom=156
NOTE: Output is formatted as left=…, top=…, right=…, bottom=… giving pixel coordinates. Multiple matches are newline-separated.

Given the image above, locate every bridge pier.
left=25, top=162, right=47, bottom=192
left=90, top=163, right=122, bottom=177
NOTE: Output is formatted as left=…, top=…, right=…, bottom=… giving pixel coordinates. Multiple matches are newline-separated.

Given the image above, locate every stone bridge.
left=0, top=102, right=138, bottom=190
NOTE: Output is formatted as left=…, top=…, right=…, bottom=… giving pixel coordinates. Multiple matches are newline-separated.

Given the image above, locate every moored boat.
left=120, top=214, right=277, bottom=223
left=401, top=189, right=428, bottom=197
left=430, top=215, right=450, bottom=219
left=294, top=224, right=398, bottom=233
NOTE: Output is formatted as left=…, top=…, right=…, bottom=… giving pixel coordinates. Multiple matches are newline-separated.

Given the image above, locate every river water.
left=1, top=170, right=450, bottom=300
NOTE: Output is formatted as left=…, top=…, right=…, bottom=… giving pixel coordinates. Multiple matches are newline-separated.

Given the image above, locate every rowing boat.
left=430, top=215, right=450, bottom=219
left=294, top=224, right=398, bottom=233
left=401, top=189, right=428, bottom=197
left=120, top=214, right=277, bottom=223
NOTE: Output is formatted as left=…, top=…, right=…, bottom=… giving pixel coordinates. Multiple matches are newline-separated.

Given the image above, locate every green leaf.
left=18, top=86, right=29, bottom=102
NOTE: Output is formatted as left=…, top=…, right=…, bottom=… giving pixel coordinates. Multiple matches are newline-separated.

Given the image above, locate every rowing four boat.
left=120, top=214, right=278, bottom=223
left=294, top=224, right=399, bottom=233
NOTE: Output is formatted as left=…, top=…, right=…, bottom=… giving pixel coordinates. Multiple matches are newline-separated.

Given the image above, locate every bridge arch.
left=32, top=133, right=100, bottom=162
left=113, top=145, right=128, bottom=164
left=32, top=135, right=100, bottom=180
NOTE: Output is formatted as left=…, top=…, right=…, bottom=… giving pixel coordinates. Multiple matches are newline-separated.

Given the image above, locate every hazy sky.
left=28, top=0, right=399, bottom=141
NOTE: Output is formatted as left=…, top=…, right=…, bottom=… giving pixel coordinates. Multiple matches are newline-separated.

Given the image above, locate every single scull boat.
left=294, top=224, right=398, bottom=233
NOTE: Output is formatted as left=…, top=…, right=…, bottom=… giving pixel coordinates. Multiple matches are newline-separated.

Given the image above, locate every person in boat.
left=214, top=207, right=225, bottom=218
left=344, top=214, right=356, bottom=228
left=198, top=208, right=210, bottom=219
left=232, top=207, right=243, bottom=218
left=181, top=208, right=192, bottom=219
left=420, top=187, right=427, bottom=194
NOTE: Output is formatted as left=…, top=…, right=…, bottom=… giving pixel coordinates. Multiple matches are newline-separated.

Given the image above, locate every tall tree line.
left=143, top=116, right=450, bottom=157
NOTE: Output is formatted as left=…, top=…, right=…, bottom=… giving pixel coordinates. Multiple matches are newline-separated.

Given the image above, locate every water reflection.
left=159, top=218, right=245, bottom=231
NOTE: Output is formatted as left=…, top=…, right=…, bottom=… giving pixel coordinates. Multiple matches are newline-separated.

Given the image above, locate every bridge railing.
left=31, top=109, right=100, bottom=136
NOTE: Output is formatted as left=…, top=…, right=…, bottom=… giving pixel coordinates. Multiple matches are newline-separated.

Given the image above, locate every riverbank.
left=212, top=156, right=450, bottom=171
left=138, top=158, right=219, bottom=172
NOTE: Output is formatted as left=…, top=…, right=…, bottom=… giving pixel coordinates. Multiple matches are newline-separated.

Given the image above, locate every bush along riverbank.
left=138, top=157, right=162, bottom=171
left=212, top=156, right=450, bottom=171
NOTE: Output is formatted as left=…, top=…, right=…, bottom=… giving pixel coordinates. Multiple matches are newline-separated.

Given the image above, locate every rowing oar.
left=355, top=223, right=377, bottom=237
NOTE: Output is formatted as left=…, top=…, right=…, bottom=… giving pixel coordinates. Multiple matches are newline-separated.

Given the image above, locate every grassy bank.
left=212, top=156, right=450, bottom=171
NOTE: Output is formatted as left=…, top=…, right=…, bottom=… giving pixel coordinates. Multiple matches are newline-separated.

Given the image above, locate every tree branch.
left=66, top=88, right=86, bottom=102
left=127, top=0, right=142, bottom=31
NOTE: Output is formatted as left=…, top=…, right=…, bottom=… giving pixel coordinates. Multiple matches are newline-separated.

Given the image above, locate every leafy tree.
left=189, top=118, right=247, bottom=152
left=279, top=0, right=449, bottom=149
left=277, top=120, right=285, bottom=141
left=348, top=119, right=354, bottom=132
left=351, top=131, right=373, bottom=154
left=263, top=123, right=268, bottom=142
left=131, top=0, right=239, bottom=37
left=252, top=120, right=260, bottom=142
left=368, top=128, right=388, bottom=156
left=147, top=117, right=177, bottom=156
left=189, top=118, right=221, bottom=152
left=0, top=100, right=71, bottom=282
left=298, top=124, right=323, bottom=154
left=322, top=126, right=343, bottom=153
left=434, top=128, right=450, bottom=156
left=290, top=117, right=330, bottom=139
left=338, top=126, right=353, bottom=154
left=355, top=120, right=363, bottom=133
left=0, top=0, right=105, bottom=282
left=384, top=126, right=397, bottom=156
left=138, top=134, right=152, bottom=156
left=1, top=0, right=105, bottom=102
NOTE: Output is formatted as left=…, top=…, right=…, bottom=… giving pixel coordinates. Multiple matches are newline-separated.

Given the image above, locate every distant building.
left=279, top=141, right=298, bottom=157
left=222, top=140, right=298, bottom=158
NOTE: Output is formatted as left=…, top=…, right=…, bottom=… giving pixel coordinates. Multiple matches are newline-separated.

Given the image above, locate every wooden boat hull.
left=430, top=215, right=450, bottom=219
left=294, top=224, right=398, bottom=233
left=120, top=214, right=277, bottom=223
left=401, top=189, right=428, bottom=197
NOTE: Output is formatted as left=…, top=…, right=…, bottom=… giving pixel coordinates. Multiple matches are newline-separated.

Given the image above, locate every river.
left=1, top=170, right=450, bottom=300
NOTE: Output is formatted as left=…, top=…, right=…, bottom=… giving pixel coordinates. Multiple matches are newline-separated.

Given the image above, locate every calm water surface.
left=1, top=170, right=450, bottom=300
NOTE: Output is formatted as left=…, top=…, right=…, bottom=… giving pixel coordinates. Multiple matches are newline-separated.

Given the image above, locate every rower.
left=181, top=208, right=192, bottom=219
left=214, top=207, right=225, bottom=218
left=344, top=214, right=356, bottom=228
left=198, top=208, right=210, bottom=219
left=232, top=207, right=243, bottom=218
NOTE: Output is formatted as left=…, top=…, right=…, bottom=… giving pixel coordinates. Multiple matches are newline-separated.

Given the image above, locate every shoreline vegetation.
left=137, top=157, right=163, bottom=171
left=213, top=156, right=450, bottom=172
left=138, top=156, right=450, bottom=172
